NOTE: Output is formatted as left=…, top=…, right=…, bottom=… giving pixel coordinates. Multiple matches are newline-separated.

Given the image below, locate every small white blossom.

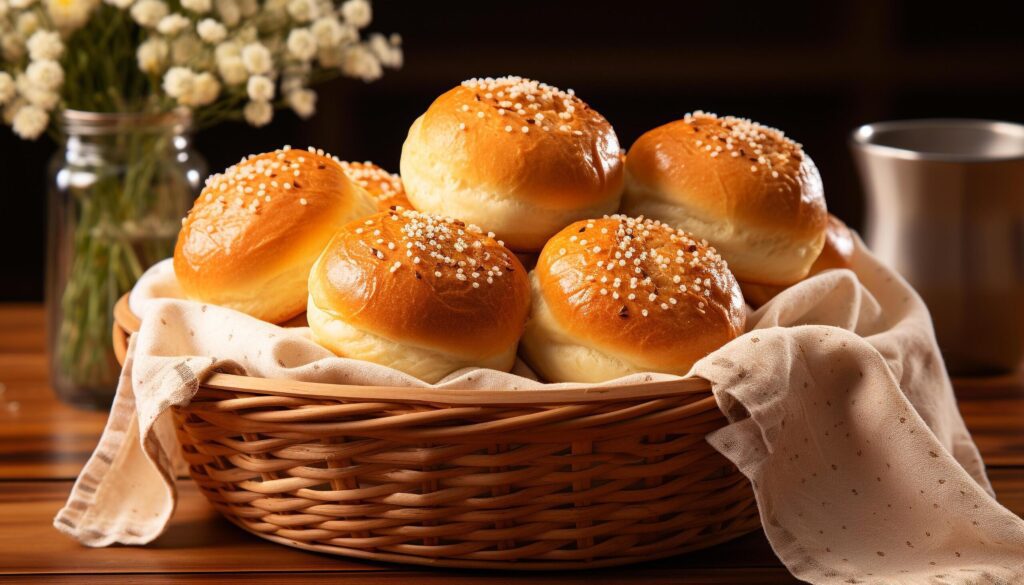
left=181, top=71, right=219, bottom=106
left=196, top=18, right=226, bottom=43
left=45, top=0, right=97, bottom=31
left=341, top=44, right=380, bottom=81
left=1, top=33, right=25, bottom=61
left=11, top=104, right=47, bottom=139
left=311, top=17, right=352, bottom=48
left=214, top=0, right=239, bottom=26
left=156, top=14, right=190, bottom=36
left=9, top=0, right=36, bottom=9
left=130, top=0, right=168, bottom=28
left=22, top=86, right=59, bottom=109
left=242, top=99, right=272, bottom=126
left=246, top=74, right=274, bottom=101
left=16, top=12, right=41, bottom=36
left=25, top=59, right=64, bottom=91
left=136, top=38, right=169, bottom=74
left=0, top=0, right=9, bottom=17
left=104, top=0, right=133, bottom=9
left=368, top=32, right=401, bottom=68
left=180, top=0, right=210, bottom=13
left=216, top=55, right=247, bottom=84
left=286, top=28, right=316, bottom=60
left=26, top=30, right=64, bottom=61
left=170, top=34, right=201, bottom=64
left=287, top=88, right=315, bottom=119
left=213, top=40, right=240, bottom=61
left=241, top=42, right=271, bottom=74
left=236, top=0, right=256, bottom=16
left=285, top=0, right=316, bottom=22
left=162, top=66, right=194, bottom=98
left=0, top=72, right=14, bottom=104
left=340, top=0, right=370, bottom=28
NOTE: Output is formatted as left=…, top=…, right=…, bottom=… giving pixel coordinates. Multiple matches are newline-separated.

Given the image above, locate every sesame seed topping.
left=544, top=214, right=731, bottom=323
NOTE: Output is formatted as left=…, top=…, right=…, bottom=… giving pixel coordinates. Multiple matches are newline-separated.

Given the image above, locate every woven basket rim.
left=113, top=294, right=714, bottom=404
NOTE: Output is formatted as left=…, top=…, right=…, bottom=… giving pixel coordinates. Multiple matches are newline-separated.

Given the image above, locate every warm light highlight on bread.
left=308, top=209, right=531, bottom=382
left=400, top=76, right=624, bottom=251
left=521, top=215, right=746, bottom=383
left=623, top=111, right=828, bottom=285
left=338, top=160, right=412, bottom=211
left=173, top=147, right=377, bottom=323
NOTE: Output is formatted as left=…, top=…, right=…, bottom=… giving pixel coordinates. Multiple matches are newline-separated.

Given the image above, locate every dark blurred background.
left=3, top=0, right=1023, bottom=301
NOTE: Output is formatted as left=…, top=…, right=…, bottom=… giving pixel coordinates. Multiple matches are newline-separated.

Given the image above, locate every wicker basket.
left=111, top=295, right=759, bottom=570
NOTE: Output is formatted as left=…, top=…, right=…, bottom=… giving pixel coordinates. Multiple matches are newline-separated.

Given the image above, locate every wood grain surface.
left=0, top=304, right=1022, bottom=583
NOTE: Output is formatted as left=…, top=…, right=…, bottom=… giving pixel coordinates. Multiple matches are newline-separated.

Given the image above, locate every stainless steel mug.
left=850, top=119, right=1024, bottom=375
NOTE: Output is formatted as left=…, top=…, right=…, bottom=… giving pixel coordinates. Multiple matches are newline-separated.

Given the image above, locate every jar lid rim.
left=61, top=108, right=192, bottom=134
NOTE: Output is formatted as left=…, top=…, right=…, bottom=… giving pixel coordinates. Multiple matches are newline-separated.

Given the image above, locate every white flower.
left=180, top=71, right=219, bottom=106
left=242, top=99, right=271, bottom=126
left=21, top=85, right=59, bottom=109
left=16, top=12, right=41, bottom=36
left=368, top=32, right=401, bottom=68
left=246, top=74, right=274, bottom=101
left=46, top=0, right=98, bottom=32
left=286, top=28, right=316, bottom=61
left=214, top=0, right=239, bottom=27
left=0, top=72, right=15, bottom=104
left=171, top=34, right=201, bottom=64
left=12, top=104, right=47, bottom=139
left=0, top=0, right=9, bottom=17
left=311, top=17, right=352, bottom=48
left=26, top=30, right=64, bottom=61
left=156, top=14, right=190, bottom=36
left=130, top=0, right=168, bottom=28
left=241, top=42, right=271, bottom=74
left=196, top=18, right=226, bottom=43
left=285, top=0, right=316, bottom=22
left=340, top=0, right=370, bottom=28
left=162, top=66, right=194, bottom=98
left=213, top=40, right=240, bottom=60
left=136, top=38, right=168, bottom=74
left=287, top=88, right=315, bottom=119
left=10, top=0, right=36, bottom=9
left=216, top=55, right=247, bottom=84
left=1, top=33, right=25, bottom=61
left=180, top=0, right=209, bottom=13
left=104, top=0, right=133, bottom=10
left=26, top=59, right=64, bottom=91
left=341, top=44, right=380, bottom=81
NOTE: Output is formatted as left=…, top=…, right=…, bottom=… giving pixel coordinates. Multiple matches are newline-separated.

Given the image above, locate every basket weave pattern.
left=112, top=297, right=759, bottom=569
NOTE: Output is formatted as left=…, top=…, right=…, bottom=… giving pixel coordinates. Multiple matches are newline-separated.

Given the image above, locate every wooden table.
left=1, top=304, right=1022, bottom=583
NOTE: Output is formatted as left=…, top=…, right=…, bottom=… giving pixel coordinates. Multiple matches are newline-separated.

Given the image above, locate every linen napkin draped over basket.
left=56, top=238, right=1024, bottom=584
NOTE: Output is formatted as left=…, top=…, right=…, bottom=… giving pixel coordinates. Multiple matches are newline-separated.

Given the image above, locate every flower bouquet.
left=0, top=0, right=400, bottom=406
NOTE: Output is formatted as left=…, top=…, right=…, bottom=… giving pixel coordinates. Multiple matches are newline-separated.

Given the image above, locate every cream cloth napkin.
left=56, top=240, right=1024, bottom=583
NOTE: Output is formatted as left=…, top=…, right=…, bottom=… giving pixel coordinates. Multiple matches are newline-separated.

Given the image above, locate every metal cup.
left=851, top=119, right=1024, bottom=375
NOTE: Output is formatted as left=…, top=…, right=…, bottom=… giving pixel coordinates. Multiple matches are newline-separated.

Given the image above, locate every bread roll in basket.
left=111, top=294, right=758, bottom=569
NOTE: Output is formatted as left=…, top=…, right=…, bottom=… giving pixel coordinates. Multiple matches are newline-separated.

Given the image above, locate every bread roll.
left=174, top=147, right=377, bottom=323
left=741, top=215, right=855, bottom=307
left=521, top=215, right=746, bottom=383
left=338, top=160, right=412, bottom=211
left=623, top=111, right=828, bottom=285
left=400, top=76, right=625, bottom=252
left=308, top=209, right=531, bottom=383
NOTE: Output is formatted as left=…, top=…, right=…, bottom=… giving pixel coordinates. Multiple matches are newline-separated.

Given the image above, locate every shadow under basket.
left=111, top=295, right=759, bottom=570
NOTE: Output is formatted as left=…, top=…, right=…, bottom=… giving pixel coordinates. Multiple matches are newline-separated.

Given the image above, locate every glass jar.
left=46, top=109, right=206, bottom=409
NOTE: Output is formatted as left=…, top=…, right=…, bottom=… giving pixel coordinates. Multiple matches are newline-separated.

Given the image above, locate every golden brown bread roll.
left=308, top=209, right=531, bottom=382
left=338, top=160, right=412, bottom=211
left=520, top=215, right=746, bottom=383
left=400, top=76, right=625, bottom=252
left=173, top=147, right=377, bottom=323
left=622, top=111, right=828, bottom=286
left=741, top=215, right=856, bottom=307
